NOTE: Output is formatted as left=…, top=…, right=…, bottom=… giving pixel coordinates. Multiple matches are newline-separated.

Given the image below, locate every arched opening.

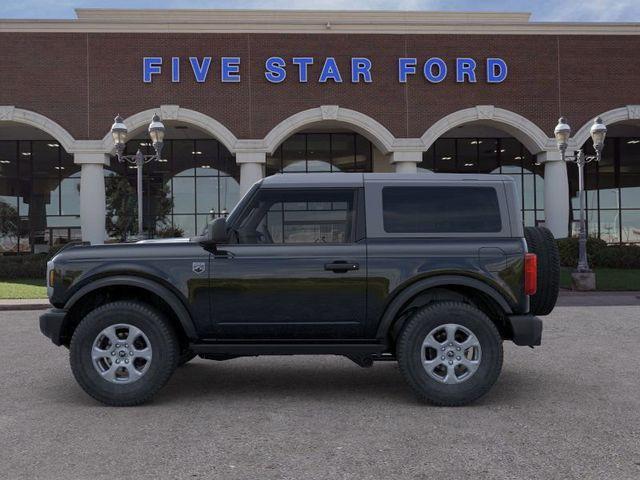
left=419, top=123, right=545, bottom=227
left=263, top=106, right=396, bottom=176
left=108, top=121, right=239, bottom=239
left=265, top=124, right=382, bottom=176
left=0, top=122, right=79, bottom=253
left=574, top=120, right=640, bottom=244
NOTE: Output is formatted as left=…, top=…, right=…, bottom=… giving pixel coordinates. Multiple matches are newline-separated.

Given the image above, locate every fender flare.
left=63, top=275, right=198, bottom=340
left=375, top=275, right=514, bottom=340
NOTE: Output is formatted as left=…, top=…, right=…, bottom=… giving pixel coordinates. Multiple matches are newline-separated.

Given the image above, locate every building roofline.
left=0, top=9, right=638, bottom=35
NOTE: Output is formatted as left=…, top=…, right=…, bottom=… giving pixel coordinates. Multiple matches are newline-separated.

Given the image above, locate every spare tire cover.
left=524, top=226, right=560, bottom=316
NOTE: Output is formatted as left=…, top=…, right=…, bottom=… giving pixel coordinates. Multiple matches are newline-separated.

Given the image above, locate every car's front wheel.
left=397, top=301, right=503, bottom=406
left=69, top=301, right=179, bottom=406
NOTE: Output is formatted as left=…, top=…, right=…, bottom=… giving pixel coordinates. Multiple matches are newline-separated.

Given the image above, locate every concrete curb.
left=0, top=299, right=51, bottom=312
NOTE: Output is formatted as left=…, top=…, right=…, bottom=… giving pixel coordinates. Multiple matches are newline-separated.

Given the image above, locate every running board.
left=190, top=342, right=387, bottom=356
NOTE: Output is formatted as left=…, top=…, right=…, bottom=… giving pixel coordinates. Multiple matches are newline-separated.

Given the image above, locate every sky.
left=0, top=0, right=639, bottom=22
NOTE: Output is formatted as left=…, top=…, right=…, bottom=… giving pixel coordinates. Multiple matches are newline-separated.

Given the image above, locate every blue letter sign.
left=143, top=57, right=162, bottom=83
left=265, top=56, right=287, bottom=83
left=487, top=58, right=508, bottom=83
left=319, top=57, right=343, bottom=83
left=189, top=57, right=211, bottom=83
left=142, top=56, right=508, bottom=84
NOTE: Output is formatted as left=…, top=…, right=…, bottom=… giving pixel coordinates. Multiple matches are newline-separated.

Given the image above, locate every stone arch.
left=572, top=105, right=640, bottom=148
left=421, top=105, right=552, bottom=154
left=263, top=106, right=396, bottom=155
left=0, top=106, right=76, bottom=152
left=100, top=105, right=239, bottom=154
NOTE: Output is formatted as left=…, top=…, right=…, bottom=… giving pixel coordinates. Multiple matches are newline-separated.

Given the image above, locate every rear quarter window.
left=382, top=186, right=502, bottom=233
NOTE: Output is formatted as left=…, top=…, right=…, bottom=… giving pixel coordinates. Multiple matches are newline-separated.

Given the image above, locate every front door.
left=210, top=187, right=367, bottom=339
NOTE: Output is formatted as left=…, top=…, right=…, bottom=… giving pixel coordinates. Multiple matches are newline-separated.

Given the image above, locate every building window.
left=111, top=138, right=239, bottom=238
left=420, top=137, right=544, bottom=229
left=569, top=137, right=640, bottom=244
left=0, top=140, right=80, bottom=253
left=266, top=133, right=373, bottom=175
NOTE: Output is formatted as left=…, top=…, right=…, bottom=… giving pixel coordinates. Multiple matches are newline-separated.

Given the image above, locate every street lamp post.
left=554, top=116, right=607, bottom=275
left=110, top=114, right=166, bottom=238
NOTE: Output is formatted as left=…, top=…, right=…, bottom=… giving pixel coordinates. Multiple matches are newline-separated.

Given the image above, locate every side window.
left=235, top=189, right=356, bottom=244
left=382, top=186, right=502, bottom=233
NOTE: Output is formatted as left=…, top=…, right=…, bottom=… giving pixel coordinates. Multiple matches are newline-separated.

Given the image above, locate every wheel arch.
left=375, top=275, right=514, bottom=342
left=60, top=275, right=198, bottom=347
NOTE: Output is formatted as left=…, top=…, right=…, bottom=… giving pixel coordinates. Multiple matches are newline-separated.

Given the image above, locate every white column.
left=75, top=152, right=109, bottom=245
left=236, top=151, right=266, bottom=196
left=538, top=151, right=569, bottom=239
left=390, top=151, right=422, bottom=174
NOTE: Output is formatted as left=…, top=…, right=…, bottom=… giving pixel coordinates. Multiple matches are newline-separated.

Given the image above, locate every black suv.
left=40, top=173, right=559, bottom=406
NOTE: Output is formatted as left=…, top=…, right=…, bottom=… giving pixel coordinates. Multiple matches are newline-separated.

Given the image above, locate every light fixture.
left=464, top=163, right=475, bottom=167
left=554, top=117, right=571, bottom=153
left=470, top=140, right=483, bottom=145
left=148, top=113, right=165, bottom=153
left=590, top=117, right=607, bottom=154
left=47, top=143, right=59, bottom=148
left=54, top=166, right=65, bottom=170
left=21, top=152, right=31, bottom=156
left=514, top=156, right=522, bottom=160
left=626, top=139, right=640, bottom=144
left=109, top=112, right=166, bottom=239
left=192, top=151, right=203, bottom=155
left=110, top=115, right=128, bottom=154
left=200, top=165, right=211, bottom=169
left=0, top=160, right=10, bottom=164
left=441, top=156, right=453, bottom=160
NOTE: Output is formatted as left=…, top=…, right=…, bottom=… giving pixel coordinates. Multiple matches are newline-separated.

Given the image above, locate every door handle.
left=324, top=261, right=359, bottom=273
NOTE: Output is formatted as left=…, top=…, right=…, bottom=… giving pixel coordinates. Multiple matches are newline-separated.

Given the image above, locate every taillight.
left=524, top=253, right=537, bottom=295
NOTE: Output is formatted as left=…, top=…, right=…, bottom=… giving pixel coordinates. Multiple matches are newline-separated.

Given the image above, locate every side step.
left=190, top=341, right=388, bottom=356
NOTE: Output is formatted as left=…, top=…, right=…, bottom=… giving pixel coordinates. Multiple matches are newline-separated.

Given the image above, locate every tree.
left=105, top=175, right=173, bottom=242
left=0, top=201, right=22, bottom=250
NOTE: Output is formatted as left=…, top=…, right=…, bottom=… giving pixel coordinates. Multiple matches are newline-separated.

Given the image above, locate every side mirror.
left=208, top=217, right=228, bottom=244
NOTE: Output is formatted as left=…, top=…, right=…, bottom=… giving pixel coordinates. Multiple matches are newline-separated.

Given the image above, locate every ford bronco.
left=39, top=173, right=559, bottom=406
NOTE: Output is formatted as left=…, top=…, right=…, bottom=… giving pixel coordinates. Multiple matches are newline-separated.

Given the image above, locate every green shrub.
left=592, top=245, right=640, bottom=269
left=0, top=245, right=70, bottom=280
left=556, top=236, right=608, bottom=267
left=0, top=254, right=48, bottom=280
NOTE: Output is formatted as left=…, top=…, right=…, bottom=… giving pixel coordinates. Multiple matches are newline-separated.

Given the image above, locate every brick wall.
left=1, top=32, right=639, bottom=142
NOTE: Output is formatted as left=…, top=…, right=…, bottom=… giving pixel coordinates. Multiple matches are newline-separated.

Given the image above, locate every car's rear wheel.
left=70, top=301, right=179, bottom=406
left=397, top=301, right=503, bottom=406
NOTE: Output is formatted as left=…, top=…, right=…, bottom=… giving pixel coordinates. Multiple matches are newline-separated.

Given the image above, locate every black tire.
left=524, top=226, right=560, bottom=316
left=70, top=301, right=179, bottom=406
left=397, top=302, right=503, bottom=406
left=178, top=349, right=197, bottom=366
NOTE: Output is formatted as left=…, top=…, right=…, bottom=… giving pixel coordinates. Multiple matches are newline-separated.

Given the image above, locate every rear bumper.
left=507, top=314, right=542, bottom=346
left=39, top=308, right=68, bottom=346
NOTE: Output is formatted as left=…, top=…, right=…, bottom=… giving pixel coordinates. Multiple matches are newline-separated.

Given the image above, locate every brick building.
left=1, top=9, right=639, bottom=250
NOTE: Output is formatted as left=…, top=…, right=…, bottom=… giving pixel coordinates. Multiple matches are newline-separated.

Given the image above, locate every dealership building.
left=1, top=8, right=640, bottom=251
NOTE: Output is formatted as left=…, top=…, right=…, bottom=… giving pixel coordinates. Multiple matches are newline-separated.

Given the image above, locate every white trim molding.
left=571, top=105, right=640, bottom=149
left=263, top=106, right=397, bottom=155
left=0, top=106, right=76, bottom=153
left=2, top=10, right=640, bottom=35
left=100, top=105, right=239, bottom=154
left=421, top=105, right=553, bottom=154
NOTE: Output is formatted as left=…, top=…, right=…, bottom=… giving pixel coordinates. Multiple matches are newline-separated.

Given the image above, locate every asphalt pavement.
left=1, top=306, right=639, bottom=480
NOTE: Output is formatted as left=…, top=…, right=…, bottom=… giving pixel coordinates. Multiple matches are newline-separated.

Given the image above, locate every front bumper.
left=507, top=314, right=542, bottom=346
left=39, top=308, right=68, bottom=346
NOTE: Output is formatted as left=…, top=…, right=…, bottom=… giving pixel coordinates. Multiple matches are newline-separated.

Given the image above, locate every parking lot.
left=1, top=304, right=639, bottom=480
